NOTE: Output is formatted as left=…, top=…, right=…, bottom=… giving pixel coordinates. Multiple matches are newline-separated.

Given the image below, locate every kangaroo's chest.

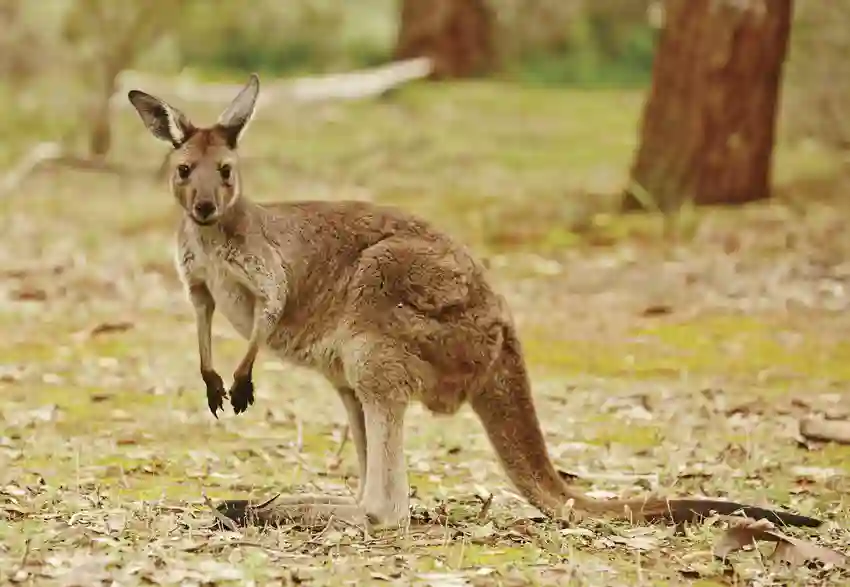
left=180, top=240, right=257, bottom=339
left=178, top=233, right=339, bottom=374
left=206, top=265, right=256, bottom=339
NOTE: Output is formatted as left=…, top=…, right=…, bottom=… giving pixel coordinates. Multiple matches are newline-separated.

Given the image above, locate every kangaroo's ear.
left=127, top=90, right=195, bottom=147
left=216, top=73, right=260, bottom=148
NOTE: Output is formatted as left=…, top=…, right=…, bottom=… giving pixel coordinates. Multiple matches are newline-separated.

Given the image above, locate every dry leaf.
left=791, top=466, right=843, bottom=482
left=0, top=365, right=23, bottom=383
left=714, top=517, right=847, bottom=568
left=89, top=321, right=134, bottom=337
left=610, top=528, right=661, bottom=551
left=11, top=286, right=47, bottom=301
left=641, top=303, right=673, bottom=316
left=800, top=416, right=850, bottom=445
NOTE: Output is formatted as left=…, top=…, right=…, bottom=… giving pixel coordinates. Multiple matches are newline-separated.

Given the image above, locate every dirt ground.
left=1, top=83, right=849, bottom=586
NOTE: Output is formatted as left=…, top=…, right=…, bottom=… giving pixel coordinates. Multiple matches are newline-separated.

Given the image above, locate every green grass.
left=523, top=313, right=850, bottom=389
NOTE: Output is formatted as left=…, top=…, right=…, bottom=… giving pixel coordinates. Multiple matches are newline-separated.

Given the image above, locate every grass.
left=1, top=79, right=850, bottom=585
left=522, top=313, right=850, bottom=389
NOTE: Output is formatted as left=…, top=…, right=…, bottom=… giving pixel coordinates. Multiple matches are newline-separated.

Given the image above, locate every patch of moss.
left=450, top=541, right=544, bottom=569
left=633, top=315, right=850, bottom=383
left=417, top=541, right=546, bottom=572
left=521, top=313, right=850, bottom=389
left=583, top=415, right=662, bottom=450
left=80, top=337, right=140, bottom=359
left=0, top=340, right=58, bottom=364
left=801, top=444, right=850, bottom=473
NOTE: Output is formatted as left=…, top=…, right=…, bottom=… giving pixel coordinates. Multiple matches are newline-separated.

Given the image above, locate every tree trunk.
left=394, top=0, right=495, bottom=79
left=623, top=0, right=793, bottom=211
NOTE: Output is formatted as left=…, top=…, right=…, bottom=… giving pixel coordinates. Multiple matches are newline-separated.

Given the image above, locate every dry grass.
left=2, top=81, right=850, bottom=586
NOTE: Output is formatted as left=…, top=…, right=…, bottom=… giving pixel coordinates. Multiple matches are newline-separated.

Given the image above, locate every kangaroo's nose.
left=194, top=201, right=216, bottom=219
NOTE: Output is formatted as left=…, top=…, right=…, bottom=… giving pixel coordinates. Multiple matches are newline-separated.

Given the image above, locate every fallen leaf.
left=791, top=466, right=843, bottom=482
left=641, top=303, right=672, bottom=316
left=610, top=534, right=660, bottom=552
left=726, top=397, right=769, bottom=416
left=470, top=521, right=497, bottom=541
left=800, top=416, right=850, bottom=445
left=89, top=321, right=134, bottom=337
left=0, top=365, right=23, bottom=383
left=714, top=517, right=847, bottom=568
left=11, top=286, right=47, bottom=301
left=6, top=404, right=59, bottom=427
left=417, top=572, right=470, bottom=587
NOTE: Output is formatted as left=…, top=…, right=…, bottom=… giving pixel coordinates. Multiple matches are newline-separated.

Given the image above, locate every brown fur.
left=127, top=75, right=821, bottom=532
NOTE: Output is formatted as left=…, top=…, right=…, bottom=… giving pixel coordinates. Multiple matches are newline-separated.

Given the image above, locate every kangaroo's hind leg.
left=216, top=345, right=414, bottom=532
left=216, top=386, right=367, bottom=527
left=337, top=386, right=368, bottom=500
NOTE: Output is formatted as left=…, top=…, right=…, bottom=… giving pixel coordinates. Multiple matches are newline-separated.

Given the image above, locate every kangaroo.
left=127, top=74, right=821, bottom=532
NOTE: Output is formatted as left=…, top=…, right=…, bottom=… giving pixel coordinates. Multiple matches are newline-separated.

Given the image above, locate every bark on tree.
left=624, top=0, right=793, bottom=211
left=394, top=0, right=495, bottom=79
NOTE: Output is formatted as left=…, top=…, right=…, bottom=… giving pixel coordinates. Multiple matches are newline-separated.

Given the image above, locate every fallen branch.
left=202, top=493, right=240, bottom=533
left=0, top=143, right=155, bottom=199
left=714, top=516, right=847, bottom=568
left=115, top=57, right=434, bottom=108
left=800, top=416, right=850, bottom=445
left=0, top=143, right=62, bottom=198
left=3, top=59, right=433, bottom=193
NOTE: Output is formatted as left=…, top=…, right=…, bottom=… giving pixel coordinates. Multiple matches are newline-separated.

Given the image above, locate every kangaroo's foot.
left=215, top=493, right=410, bottom=533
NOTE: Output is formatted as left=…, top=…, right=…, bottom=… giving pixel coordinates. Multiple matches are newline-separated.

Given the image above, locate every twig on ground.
left=800, top=416, right=850, bottom=445
left=202, top=493, right=240, bottom=533
left=181, top=539, right=297, bottom=555
left=253, top=494, right=282, bottom=511
left=307, top=515, right=338, bottom=544
left=475, top=492, right=494, bottom=522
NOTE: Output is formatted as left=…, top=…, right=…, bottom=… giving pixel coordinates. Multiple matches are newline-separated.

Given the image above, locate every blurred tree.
left=0, top=0, right=37, bottom=81
left=394, top=0, right=495, bottom=78
left=62, top=0, right=191, bottom=158
left=624, top=0, right=793, bottom=211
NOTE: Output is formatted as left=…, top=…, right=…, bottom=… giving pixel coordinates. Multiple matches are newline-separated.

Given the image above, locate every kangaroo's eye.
left=219, top=164, right=232, bottom=181
left=176, top=164, right=191, bottom=180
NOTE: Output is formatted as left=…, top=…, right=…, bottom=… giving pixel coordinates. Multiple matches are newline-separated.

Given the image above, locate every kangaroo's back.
left=255, top=198, right=492, bottom=295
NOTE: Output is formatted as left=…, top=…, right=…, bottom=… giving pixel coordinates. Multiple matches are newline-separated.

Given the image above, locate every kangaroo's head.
left=127, top=74, right=260, bottom=226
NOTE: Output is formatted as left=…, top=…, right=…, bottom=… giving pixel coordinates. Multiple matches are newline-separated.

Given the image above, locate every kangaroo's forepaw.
left=202, top=369, right=227, bottom=419
left=230, top=374, right=255, bottom=414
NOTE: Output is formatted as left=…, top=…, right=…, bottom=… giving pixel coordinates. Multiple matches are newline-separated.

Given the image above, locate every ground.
left=1, top=81, right=849, bottom=586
